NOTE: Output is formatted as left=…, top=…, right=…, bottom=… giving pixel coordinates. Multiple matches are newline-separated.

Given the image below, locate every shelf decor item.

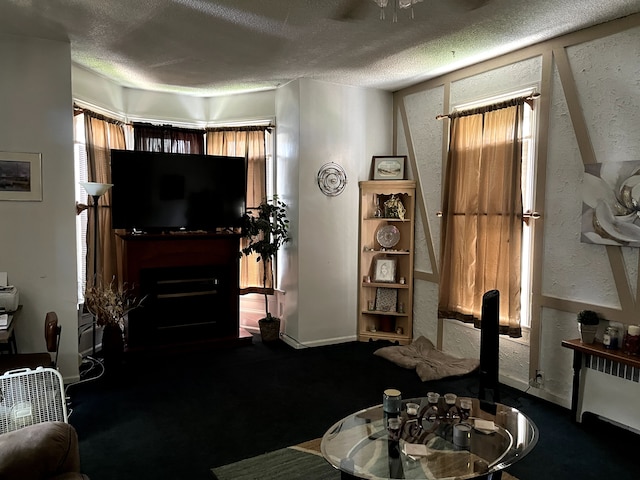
left=376, top=225, right=401, bottom=248
left=372, top=156, right=406, bottom=180
left=373, top=195, right=383, bottom=218
left=384, top=194, right=406, bottom=219
left=373, top=257, right=397, bottom=283
left=577, top=309, right=600, bottom=344
left=375, top=287, right=398, bottom=313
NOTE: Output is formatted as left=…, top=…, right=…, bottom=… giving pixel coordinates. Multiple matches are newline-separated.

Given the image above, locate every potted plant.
left=84, top=279, right=145, bottom=366
left=240, top=195, right=290, bottom=342
left=577, top=310, right=600, bottom=344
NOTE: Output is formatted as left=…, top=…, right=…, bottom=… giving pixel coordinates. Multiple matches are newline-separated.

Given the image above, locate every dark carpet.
left=67, top=335, right=638, bottom=480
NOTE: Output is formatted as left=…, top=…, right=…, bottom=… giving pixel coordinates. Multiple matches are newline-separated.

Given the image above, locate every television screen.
left=110, top=149, right=246, bottom=232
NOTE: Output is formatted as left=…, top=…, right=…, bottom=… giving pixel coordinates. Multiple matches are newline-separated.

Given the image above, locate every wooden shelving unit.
left=358, top=180, right=416, bottom=345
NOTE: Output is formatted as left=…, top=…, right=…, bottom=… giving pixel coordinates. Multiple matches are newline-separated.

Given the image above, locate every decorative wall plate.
left=317, top=162, right=347, bottom=196
left=376, top=225, right=400, bottom=248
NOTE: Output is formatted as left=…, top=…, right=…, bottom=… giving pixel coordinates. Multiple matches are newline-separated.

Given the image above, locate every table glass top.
left=321, top=397, right=538, bottom=480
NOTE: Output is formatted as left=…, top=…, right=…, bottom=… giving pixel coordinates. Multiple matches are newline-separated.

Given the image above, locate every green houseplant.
left=240, top=195, right=290, bottom=341
left=577, top=310, right=600, bottom=344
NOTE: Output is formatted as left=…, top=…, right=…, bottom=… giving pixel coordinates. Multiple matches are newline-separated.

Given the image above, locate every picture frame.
left=0, top=151, right=43, bottom=201
left=372, top=156, right=406, bottom=181
left=373, top=257, right=397, bottom=283
left=375, top=287, right=398, bottom=313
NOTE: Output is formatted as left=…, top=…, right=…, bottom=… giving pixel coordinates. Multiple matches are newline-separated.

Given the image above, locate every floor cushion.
left=374, top=336, right=479, bottom=381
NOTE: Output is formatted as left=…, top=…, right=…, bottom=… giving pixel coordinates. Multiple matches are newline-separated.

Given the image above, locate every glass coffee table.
left=321, top=396, right=538, bottom=479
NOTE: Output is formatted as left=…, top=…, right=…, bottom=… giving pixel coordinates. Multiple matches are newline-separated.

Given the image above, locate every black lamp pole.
left=90, top=193, right=100, bottom=357
left=80, top=182, right=113, bottom=359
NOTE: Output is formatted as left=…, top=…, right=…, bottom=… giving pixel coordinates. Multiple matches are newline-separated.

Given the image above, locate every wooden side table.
left=0, top=305, right=22, bottom=354
left=561, top=338, right=640, bottom=424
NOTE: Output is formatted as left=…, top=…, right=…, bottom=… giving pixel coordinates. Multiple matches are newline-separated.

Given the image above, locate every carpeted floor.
left=67, top=336, right=639, bottom=480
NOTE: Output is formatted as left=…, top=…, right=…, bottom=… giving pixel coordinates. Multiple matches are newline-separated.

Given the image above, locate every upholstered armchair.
left=0, top=421, right=90, bottom=480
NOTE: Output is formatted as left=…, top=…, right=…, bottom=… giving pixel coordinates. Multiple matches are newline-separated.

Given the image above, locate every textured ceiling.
left=1, top=0, right=639, bottom=97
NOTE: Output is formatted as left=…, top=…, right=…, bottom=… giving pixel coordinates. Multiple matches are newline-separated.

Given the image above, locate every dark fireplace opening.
left=127, top=265, right=237, bottom=347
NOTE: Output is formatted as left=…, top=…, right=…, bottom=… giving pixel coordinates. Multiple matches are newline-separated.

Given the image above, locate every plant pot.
left=259, top=317, right=281, bottom=342
left=102, top=323, right=125, bottom=368
left=579, top=323, right=598, bottom=344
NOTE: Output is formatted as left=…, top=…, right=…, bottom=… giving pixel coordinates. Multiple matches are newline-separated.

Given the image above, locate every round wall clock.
left=317, top=162, right=347, bottom=196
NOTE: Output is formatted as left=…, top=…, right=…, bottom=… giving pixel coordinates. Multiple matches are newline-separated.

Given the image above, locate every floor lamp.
left=80, top=181, right=113, bottom=357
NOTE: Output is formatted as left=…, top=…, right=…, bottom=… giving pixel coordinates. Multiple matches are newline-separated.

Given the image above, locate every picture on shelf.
left=375, top=287, right=397, bottom=312
left=373, top=257, right=397, bottom=283
left=372, top=156, right=406, bottom=180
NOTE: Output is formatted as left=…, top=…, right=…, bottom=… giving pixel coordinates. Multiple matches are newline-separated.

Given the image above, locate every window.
left=74, top=112, right=277, bottom=301
left=439, top=88, right=538, bottom=335
left=133, top=123, right=205, bottom=154
left=74, top=113, right=88, bottom=304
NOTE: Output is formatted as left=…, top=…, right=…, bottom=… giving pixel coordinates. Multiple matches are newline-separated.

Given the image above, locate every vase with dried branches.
left=84, top=279, right=145, bottom=366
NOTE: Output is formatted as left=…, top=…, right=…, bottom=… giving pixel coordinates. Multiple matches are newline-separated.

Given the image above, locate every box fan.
left=0, top=367, right=67, bottom=434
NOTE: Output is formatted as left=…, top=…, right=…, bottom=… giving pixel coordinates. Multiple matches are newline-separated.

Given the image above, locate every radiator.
left=584, top=353, right=640, bottom=382
left=579, top=354, right=640, bottom=432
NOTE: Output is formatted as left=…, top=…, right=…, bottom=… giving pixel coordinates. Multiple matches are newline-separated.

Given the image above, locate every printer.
left=0, top=273, right=19, bottom=312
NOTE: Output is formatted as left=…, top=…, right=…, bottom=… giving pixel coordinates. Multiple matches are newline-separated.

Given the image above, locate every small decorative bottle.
left=622, top=325, right=640, bottom=355
left=603, top=326, right=619, bottom=350
left=373, top=195, right=383, bottom=218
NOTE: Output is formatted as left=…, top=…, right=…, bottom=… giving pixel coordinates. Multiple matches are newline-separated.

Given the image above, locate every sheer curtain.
left=438, top=99, right=525, bottom=337
left=133, top=123, right=204, bottom=154
left=84, top=111, right=126, bottom=288
left=206, top=127, right=268, bottom=292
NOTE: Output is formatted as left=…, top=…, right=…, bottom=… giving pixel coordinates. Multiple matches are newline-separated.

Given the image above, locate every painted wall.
left=276, top=79, right=392, bottom=346
left=395, top=19, right=640, bottom=415
left=0, top=33, right=79, bottom=381
left=275, top=81, right=301, bottom=342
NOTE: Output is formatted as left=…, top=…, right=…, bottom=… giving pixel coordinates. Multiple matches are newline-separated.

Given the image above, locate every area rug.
left=374, top=336, right=480, bottom=382
left=210, top=439, right=339, bottom=480
left=211, top=438, right=519, bottom=480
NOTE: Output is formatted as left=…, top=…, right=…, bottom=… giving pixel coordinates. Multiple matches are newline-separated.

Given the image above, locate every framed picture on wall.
left=0, top=151, right=43, bottom=201
left=372, top=156, right=406, bottom=180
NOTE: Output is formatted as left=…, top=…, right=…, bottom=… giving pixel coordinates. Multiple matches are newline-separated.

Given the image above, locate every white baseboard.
left=280, top=333, right=357, bottom=349
left=501, top=374, right=569, bottom=407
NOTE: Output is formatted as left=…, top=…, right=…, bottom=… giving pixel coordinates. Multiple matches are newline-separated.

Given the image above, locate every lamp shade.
left=80, top=182, right=113, bottom=197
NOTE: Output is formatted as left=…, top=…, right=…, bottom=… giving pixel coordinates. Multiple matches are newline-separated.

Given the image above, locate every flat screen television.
left=110, top=149, right=246, bottom=232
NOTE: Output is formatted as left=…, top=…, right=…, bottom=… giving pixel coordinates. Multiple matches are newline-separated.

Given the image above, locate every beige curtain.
left=438, top=101, right=524, bottom=337
left=84, top=112, right=126, bottom=289
left=206, top=128, right=267, bottom=291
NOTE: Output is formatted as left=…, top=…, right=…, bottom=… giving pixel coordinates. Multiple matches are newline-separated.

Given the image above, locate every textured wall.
left=396, top=20, right=640, bottom=408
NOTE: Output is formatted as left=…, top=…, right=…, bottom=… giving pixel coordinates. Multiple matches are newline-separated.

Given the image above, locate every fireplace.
left=117, top=233, right=243, bottom=350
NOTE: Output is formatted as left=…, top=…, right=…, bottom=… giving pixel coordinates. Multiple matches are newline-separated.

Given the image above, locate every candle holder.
left=395, top=396, right=471, bottom=444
